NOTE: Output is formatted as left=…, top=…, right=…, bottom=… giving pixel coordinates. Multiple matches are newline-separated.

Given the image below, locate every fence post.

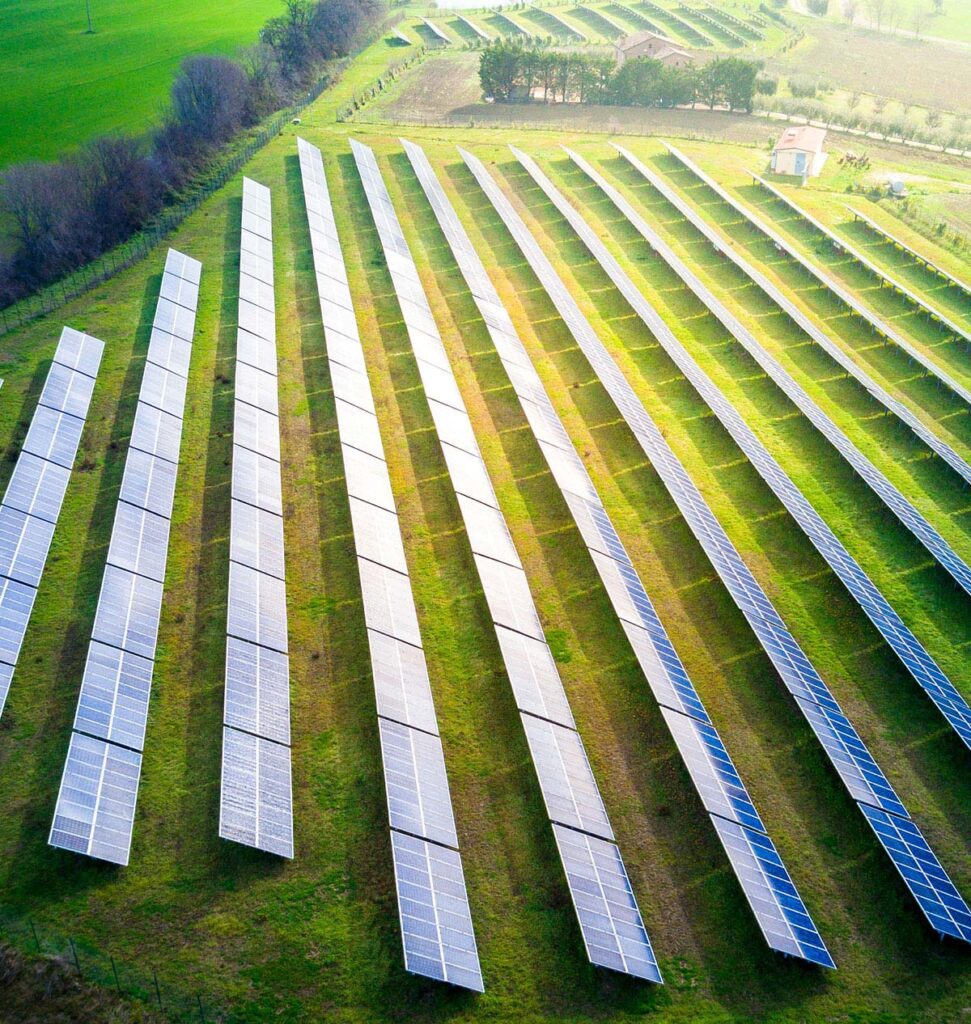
left=197, top=994, right=207, bottom=1022
left=153, top=967, right=163, bottom=1010
left=69, top=937, right=82, bottom=978
left=29, top=918, right=40, bottom=952
left=110, top=955, right=122, bottom=993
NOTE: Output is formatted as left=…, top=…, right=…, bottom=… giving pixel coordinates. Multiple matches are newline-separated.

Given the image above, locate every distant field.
left=1, top=0, right=284, bottom=165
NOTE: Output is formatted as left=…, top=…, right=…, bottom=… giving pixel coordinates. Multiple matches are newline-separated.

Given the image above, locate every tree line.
left=479, top=43, right=761, bottom=111
left=0, top=0, right=381, bottom=306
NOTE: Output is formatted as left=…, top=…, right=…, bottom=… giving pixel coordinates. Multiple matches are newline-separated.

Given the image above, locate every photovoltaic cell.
left=0, top=575, right=37, bottom=666
left=38, top=361, right=95, bottom=419
left=22, top=406, right=84, bottom=469
left=54, top=328, right=103, bottom=379
left=227, top=561, right=289, bottom=654
left=74, top=641, right=154, bottom=751
left=230, top=500, right=286, bottom=580
left=2, top=453, right=70, bottom=524
left=138, top=361, right=188, bottom=419
left=348, top=497, right=408, bottom=575
left=146, top=328, right=193, bottom=379
left=49, top=733, right=141, bottom=866
left=106, top=502, right=172, bottom=583
left=358, top=558, right=422, bottom=647
left=234, top=400, right=281, bottom=462
left=224, top=637, right=291, bottom=746
left=0, top=505, right=56, bottom=588
left=494, top=626, right=575, bottom=729
left=235, top=361, right=279, bottom=416
left=472, top=554, right=544, bottom=641
left=379, top=718, right=459, bottom=848
left=219, top=726, right=294, bottom=859
left=129, top=403, right=183, bottom=464
left=91, top=565, right=164, bottom=660
left=390, top=831, right=484, bottom=992
left=119, top=449, right=178, bottom=518
left=552, top=824, right=661, bottom=983
left=232, top=445, right=284, bottom=514
left=367, top=630, right=439, bottom=736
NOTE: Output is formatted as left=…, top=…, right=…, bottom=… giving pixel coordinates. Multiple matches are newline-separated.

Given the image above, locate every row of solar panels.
left=530, top=3, right=589, bottom=40
left=757, top=179, right=971, bottom=347
left=403, top=137, right=834, bottom=968
left=219, top=178, right=295, bottom=861
left=553, top=146, right=971, bottom=748
left=846, top=205, right=971, bottom=301
left=651, top=144, right=971, bottom=490
left=297, top=136, right=484, bottom=991
left=49, top=249, right=199, bottom=865
left=0, top=328, right=101, bottom=719
left=353, top=135, right=667, bottom=985
left=749, top=174, right=971, bottom=407
left=457, top=143, right=971, bottom=946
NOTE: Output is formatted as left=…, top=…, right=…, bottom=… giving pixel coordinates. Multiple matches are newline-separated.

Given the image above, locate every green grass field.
left=1, top=0, right=285, bottom=165
left=1, top=25, right=971, bottom=1024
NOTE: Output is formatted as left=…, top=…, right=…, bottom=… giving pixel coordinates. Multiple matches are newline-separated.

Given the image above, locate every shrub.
left=755, top=74, right=778, bottom=95
left=807, top=0, right=829, bottom=13
left=789, top=74, right=816, bottom=98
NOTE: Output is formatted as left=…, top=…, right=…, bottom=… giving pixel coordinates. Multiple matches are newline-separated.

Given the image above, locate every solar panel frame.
left=118, top=449, right=179, bottom=518
left=358, top=557, right=422, bottom=648
left=0, top=575, right=38, bottom=666
left=226, top=561, right=289, bottom=654
left=0, top=504, right=56, bottom=589
left=37, top=362, right=96, bottom=420
left=224, top=637, right=291, bottom=746
left=128, top=403, right=184, bottom=464
left=22, top=406, right=84, bottom=469
left=73, top=641, right=155, bottom=751
left=106, top=502, right=172, bottom=584
left=348, top=496, right=409, bottom=576
left=235, top=360, right=280, bottom=417
left=367, top=629, right=440, bottom=736
left=230, top=500, right=286, bottom=580
left=91, top=565, right=164, bottom=660
left=232, top=445, right=284, bottom=514
left=53, top=328, right=104, bottom=379
left=2, top=452, right=70, bottom=524
left=146, top=327, right=193, bottom=379
left=219, top=726, right=294, bottom=858
left=48, top=733, right=141, bottom=866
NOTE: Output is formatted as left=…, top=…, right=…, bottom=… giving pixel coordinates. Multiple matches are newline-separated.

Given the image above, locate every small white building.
left=614, top=31, right=693, bottom=68
left=770, top=126, right=828, bottom=178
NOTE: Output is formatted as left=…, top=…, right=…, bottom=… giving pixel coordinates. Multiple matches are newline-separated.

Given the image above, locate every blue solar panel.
left=861, top=804, right=971, bottom=943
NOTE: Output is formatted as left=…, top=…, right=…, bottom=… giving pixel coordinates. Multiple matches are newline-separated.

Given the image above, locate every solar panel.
left=861, top=804, right=971, bottom=943
left=164, top=248, right=202, bottom=286
left=520, top=714, right=614, bottom=840
left=334, top=400, right=384, bottom=460
left=711, top=816, right=836, bottom=968
left=367, top=629, right=439, bottom=736
left=389, top=831, right=484, bottom=991
left=153, top=297, right=196, bottom=341
left=551, top=824, right=662, bottom=983
left=494, top=626, right=575, bottom=729
left=54, top=327, right=104, bottom=379
left=38, top=362, right=95, bottom=419
left=623, top=145, right=971, bottom=490
left=342, top=444, right=396, bottom=513
left=238, top=299, right=276, bottom=344
left=234, top=400, right=281, bottom=462
left=660, top=707, right=764, bottom=832
left=0, top=575, right=37, bottom=666
left=379, top=718, right=459, bottom=847
left=22, top=406, right=84, bottom=469
left=238, top=272, right=275, bottom=313
left=472, top=554, right=544, bottom=641
left=463, top=143, right=968, bottom=948
left=91, top=565, right=164, bottom=660
left=330, top=360, right=377, bottom=413
left=0, top=505, right=56, bottom=588
left=236, top=329, right=278, bottom=376
left=158, top=270, right=199, bottom=312
left=2, top=452, right=70, bottom=524
left=227, top=561, right=289, bottom=654
left=0, top=662, right=14, bottom=718
left=128, top=403, right=183, bottom=464
left=348, top=496, right=408, bottom=575
left=232, top=445, right=283, bottom=514
left=358, top=557, right=422, bottom=648
left=146, top=327, right=193, bottom=379
left=219, top=726, right=294, bottom=858
left=454, top=494, right=522, bottom=569
left=138, top=361, right=188, bottom=419
left=118, top=449, right=178, bottom=518
left=230, top=500, right=286, bottom=580
left=106, top=502, right=171, bottom=583
left=73, top=641, right=154, bottom=750
left=235, top=361, right=279, bottom=417
left=48, top=732, right=141, bottom=866
left=440, top=442, right=499, bottom=509
left=224, top=637, right=291, bottom=745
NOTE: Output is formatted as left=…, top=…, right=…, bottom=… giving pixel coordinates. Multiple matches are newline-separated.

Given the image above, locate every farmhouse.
left=613, top=30, right=694, bottom=68
left=770, top=125, right=828, bottom=178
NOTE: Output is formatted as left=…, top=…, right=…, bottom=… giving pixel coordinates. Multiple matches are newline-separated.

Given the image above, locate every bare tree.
left=911, top=1, right=928, bottom=37
left=171, top=55, right=249, bottom=146
left=842, top=0, right=859, bottom=22
left=886, top=0, right=901, bottom=32
left=865, top=0, right=886, bottom=29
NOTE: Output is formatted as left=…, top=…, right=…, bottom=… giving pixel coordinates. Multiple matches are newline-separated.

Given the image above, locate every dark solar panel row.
left=561, top=147, right=971, bottom=748
left=49, top=251, right=197, bottom=866
left=463, top=146, right=971, bottom=946
left=297, top=137, right=483, bottom=991
left=219, top=178, right=294, bottom=861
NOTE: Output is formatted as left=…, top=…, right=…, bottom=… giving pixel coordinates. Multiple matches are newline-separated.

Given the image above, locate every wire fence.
left=0, top=60, right=349, bottom=341
left=0, top=907, right=234, bottom=1022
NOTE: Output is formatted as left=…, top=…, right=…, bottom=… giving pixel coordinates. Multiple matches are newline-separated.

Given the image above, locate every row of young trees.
left=479, top=43, right=761, bottom=111
left=0, top=0, right=381, bottom=306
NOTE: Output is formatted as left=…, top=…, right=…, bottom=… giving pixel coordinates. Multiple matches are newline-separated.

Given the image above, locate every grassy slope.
left=0, top=31, right=969, bottom=1024
left=2, top=0, right=286, bottom=164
